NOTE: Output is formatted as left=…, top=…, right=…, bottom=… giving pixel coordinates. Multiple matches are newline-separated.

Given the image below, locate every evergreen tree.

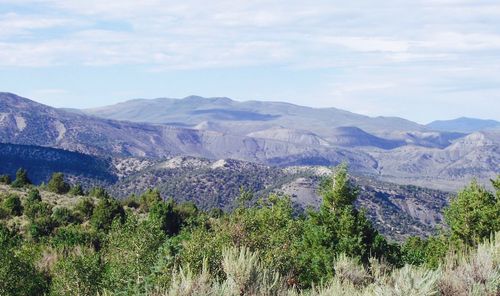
left=3, top=194, right=22, bottom=216
left=11, top=168, right=31, bottom=188
left=0, top=174, right=11, bottom=185
left=69, top=183, right=85, bottom=196
left=88, top=187, right=110, bottom=199
left=140, top=188, right=162, bottom=212
left=319, top=163, right=358, bottom=212
left=27, top=188, right=42, bottom=203
left=47, top=173, right=70, bottom=194
left=445, top=179, right=500, bottom=245
left=91, top=198, right=125, bottom=231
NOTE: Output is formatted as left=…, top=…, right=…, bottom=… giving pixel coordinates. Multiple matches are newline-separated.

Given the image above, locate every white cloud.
left=0, top=0, right=499, bottom=121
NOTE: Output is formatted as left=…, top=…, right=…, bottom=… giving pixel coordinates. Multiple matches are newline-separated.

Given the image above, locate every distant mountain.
left=1, top=92, right=498, bottom=191
left=427, top=117, right=500, bottom=133
left=0, top=92, right=377, bottom=170
left=84, top=95, right=426, bottom=138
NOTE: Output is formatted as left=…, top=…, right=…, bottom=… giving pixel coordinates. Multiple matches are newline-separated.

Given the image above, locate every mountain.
left=109, top=156, right=449, bottom=241
left=368, top=130, right=500, bottom=191
left=1, top=92, right=499, bottom=190
left=427, top=117, right=500, bottom=133
left=84, top=95, right=426, bottom=138
left=0, top=143, right=116, bottom=186
left=0, top=92, right=377, bottom=170
left=0, top=143, right=448, bottom=240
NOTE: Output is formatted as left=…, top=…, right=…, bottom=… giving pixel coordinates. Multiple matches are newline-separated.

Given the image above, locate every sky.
left=0, top=0, right=499, bottom=123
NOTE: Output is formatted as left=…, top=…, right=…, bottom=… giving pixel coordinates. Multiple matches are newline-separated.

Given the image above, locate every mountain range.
left=1, top=92, right=498, bottom=191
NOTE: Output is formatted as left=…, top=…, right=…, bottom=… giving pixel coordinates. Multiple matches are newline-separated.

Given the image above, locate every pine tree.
left=69, top=183, right=85, bottom=196
left=445, top=179, right=500, bottom=245
left=11, top=168, right=31, bottom=188
left=47, top=173, right=70, bottom=194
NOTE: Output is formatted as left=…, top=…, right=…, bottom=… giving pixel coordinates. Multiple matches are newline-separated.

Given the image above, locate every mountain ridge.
left=1, top=92, right=498, bottom=191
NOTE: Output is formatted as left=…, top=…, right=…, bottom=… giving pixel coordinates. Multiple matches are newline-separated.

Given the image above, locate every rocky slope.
left=110, top=156, right=450, bottom=241
left=1, top=92, right=498, bottom=191
left=0, top=143, right=450, bottom=240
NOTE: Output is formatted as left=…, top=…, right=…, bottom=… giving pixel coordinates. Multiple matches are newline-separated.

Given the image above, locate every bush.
left=140, top=188, right=162, bottom=212
left=3, top=194, right=23, bottom=216
left=74, top=197, right=95, bottom=220
left=0, top=243, right=48, bottom=295
left=27, top=188, right=42, bottom=203
left=88, top=187, right=110, bottom=199
left=11, top=168, right=31, bottom=188
left=101, top=216, right=165, bottom=293
left=47, top=173, right=70, bottom=194
left=24, top=200, right=56, bottom=240
left=0, top=174, right=11, bottom=185
left=91, top=198, right=125, bottom=231
left=51, top=225, right=98, bottom=249
left=52, top=207, right=78, bottom=226
left=69, top=183, right=85, bottom=196
left=149, top=199, right=182, bottom=236
left=49, top=248, right=102, bottom=296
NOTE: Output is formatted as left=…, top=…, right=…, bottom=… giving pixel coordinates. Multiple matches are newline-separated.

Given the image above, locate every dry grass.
left=124, top=234, right=499, bottom=296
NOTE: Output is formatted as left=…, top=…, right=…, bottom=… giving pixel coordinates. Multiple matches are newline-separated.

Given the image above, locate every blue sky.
left=0, top=0, right=499, bottom=123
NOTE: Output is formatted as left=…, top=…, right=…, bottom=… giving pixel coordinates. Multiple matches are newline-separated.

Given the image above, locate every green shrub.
left=0, top=174, right=11, bottom=185
left=69, top=183, right=85, bottom=196
left=51, top=225, right=98, bottom=249
left=47, top=173, right=70, bottom=194
left=0, top=243, right=48, bottom=295
left=49, top=248, right=102, bottom=296
left=101, top=216, right=165, bottom=293
left=88, top=187, right=110, bottom=199
left=52, top=207, right=78, bottom=226
left=10, top=168, right=31, bottom=188
left=91, top=198, right=125, bottom=231
left=445, top=179, right=500, bottom=246
left=75, top=197, right=95, bottom=220
left=27, top=188, right=42, bottom=203
left=3, top=194, right=23, bottom=216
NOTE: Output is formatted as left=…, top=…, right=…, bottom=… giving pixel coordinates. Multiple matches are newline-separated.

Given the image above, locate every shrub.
left=49, top=248, right=102, bottom=296
left=149, top=199, right=182, bottom=236
left=11, top=168, right=31, bottom=188
left=47, top=173, right=70, bottom=194
left=140, top=188, right=162, bottom=212
left=0, top=174, right=11, bottom=185
left=88, top=187, right=110, bottom=199
left=27, top=188, right=42, bottom=203
left=101, top=217, right=165, bottom=293
left=3, top=194, right=23, bottom=216
left=51, top=225, right=98, bottom=249
left=69, top=183, right=85, bottom=196
left=0, top=243, right=48, bottom=295
left=373, top=265, right=441, bottom=296
left=439, top=232, right=500, bottom=296
left=52, top=207, right=78, bottom=226
left=75, top=197, right=95, bottom=220
left=333, top=254, right=371, bottom=287
left=91, top=198, right=125, bottom=231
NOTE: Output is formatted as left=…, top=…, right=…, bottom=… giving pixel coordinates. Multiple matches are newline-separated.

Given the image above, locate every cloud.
left=0, top=0, right=499, bottom=121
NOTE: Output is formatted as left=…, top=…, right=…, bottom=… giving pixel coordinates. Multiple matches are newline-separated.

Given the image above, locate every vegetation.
left=0, top=168, right=498, bottom=295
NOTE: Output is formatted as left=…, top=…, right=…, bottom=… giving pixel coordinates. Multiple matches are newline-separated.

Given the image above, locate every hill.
left=1, top=92, right=499, bottom=191
left=0, top=143, right=116, bottom=186
left=427, top=117, right=500, bottom=133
